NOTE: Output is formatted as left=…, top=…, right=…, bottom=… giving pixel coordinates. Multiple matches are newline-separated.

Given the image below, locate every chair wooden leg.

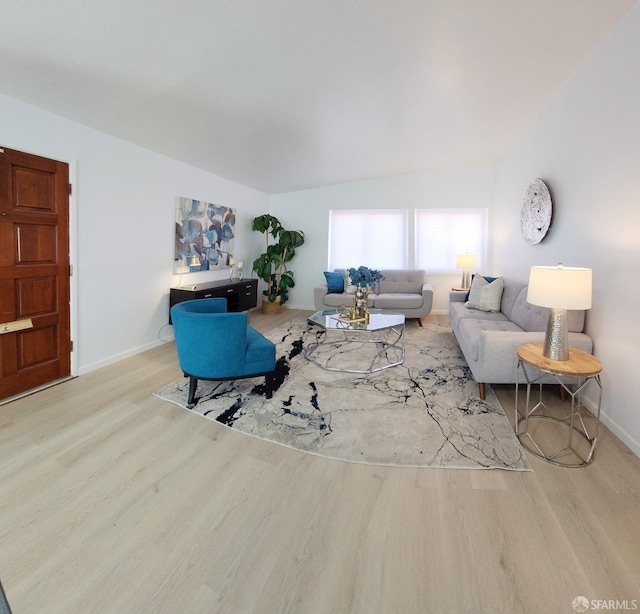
left=187, top=377, right=198, bottom=408
left=417, top=318, right=423, bottom=327
left=478, top=382, right=486, bottom=400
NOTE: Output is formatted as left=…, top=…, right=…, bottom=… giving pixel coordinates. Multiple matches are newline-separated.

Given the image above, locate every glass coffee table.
left=305, top=309, right=405, bottom=373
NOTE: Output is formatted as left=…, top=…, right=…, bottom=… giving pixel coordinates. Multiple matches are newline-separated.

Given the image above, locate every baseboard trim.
left=77, top=338, right=169, bottom=375
left=599, top=411, right=640, bottom=458
left=579, top=395, right=640, bottom=458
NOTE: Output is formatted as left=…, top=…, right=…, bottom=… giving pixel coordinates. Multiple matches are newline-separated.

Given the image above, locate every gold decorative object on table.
left=353, top=284, right=370, bottom=322
left=333, top=305, right=367, bottom=329
left=331, top=313, right=367, bottom=330
left=333, top=266, right=383, bottom=328
left=347, top=266, right=383, bottom=324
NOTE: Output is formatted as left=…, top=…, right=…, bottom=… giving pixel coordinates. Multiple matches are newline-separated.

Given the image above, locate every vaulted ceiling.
left=1, top=0, right=637, bottom=193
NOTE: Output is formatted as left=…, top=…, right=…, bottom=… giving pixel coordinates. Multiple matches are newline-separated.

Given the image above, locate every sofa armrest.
left=449, top=290, right=466, bottom=303
left=314, top=285, right=329, bottom=310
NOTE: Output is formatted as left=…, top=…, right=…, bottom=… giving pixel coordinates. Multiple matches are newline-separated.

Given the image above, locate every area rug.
left=154, top=317, right=531, bottom=470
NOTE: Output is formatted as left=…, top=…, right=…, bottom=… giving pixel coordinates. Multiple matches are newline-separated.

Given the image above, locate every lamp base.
left=543, top=308, right=569, bottom=361
left=461, top=269, right=471, bottom=289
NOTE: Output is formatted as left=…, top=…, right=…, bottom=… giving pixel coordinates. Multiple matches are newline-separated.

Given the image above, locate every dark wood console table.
left=169, top=278, right=258, bottom=322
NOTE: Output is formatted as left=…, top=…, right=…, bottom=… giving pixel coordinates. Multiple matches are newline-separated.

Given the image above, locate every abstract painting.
left=174, top=196, right=236, bottom=273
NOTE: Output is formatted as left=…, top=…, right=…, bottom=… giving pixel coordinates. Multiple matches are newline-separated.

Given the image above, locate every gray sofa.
left=314, top=269, right=433, bottom=322
left=449, top=276, right=593, bottom=399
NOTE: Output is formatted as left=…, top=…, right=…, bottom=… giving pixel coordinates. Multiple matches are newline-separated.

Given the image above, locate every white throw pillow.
left=465, top=275, right=504, bottom=312
left=343, top=270, right=357, bottom=294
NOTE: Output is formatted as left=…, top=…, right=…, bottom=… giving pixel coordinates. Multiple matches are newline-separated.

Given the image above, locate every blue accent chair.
left=170, top=298, right=276, bottom=408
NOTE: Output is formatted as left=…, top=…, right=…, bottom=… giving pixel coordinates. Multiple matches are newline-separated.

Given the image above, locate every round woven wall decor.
left=521, top=178, right=552, bottom=245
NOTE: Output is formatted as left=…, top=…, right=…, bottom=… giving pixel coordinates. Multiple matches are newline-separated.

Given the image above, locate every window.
left=328, top=208, right=487, bottom=273
left=415, top=209, right=487, bottom=273
left=328, top=209, right=408, bottom=270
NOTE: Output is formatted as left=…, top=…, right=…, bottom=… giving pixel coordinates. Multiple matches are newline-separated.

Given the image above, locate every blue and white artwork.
left=175, top=196, right=236, bottom=273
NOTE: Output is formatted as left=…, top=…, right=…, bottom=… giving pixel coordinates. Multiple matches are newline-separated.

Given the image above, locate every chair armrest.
left=421, top=283, right=434, bottom=312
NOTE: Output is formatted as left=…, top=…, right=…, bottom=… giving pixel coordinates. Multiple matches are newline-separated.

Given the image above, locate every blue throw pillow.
left=465, top=274, right=498, bottom=301
left=324, top=271, right=344, bottom=293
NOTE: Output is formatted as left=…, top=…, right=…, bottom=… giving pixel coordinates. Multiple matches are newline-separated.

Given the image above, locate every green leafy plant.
left=251, top=214, right=305, bottom=304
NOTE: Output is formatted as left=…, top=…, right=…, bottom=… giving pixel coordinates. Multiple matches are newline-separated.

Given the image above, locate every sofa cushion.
left=509, top=288, right=586, bottom=333
left=324, top=271, right=344, bottom=293
left=449, top=301, right=510, bottom=332
left=509, top=289, right=548, bottom=332
left=378, top=270, right=424, bottom=295
left=458, top=318, right=524, bottom=362
left=499, top=278, right=529, bottom=319
left=465, top=275, right=504, bottom=312
left=244, top=326, right=277, bottom=375
left=374, top=292, right=423, bottom=310
left=322, top=292, right=377, bottom=308
left=567, top=310, right=586, bottom=333
left=322, top=293, right=352, bottom=308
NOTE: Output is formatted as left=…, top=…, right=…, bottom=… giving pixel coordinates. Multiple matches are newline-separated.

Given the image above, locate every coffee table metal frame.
left=515, top=343, right=603, bottom=468
left=305, top=309, right=405, bottom=374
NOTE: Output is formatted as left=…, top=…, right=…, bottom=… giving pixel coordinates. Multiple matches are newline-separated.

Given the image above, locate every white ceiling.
left=1, top=0, right=637, bottom=194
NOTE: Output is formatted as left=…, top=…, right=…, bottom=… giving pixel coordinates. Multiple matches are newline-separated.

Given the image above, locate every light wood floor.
left=1, top=311, right=639, bottom=614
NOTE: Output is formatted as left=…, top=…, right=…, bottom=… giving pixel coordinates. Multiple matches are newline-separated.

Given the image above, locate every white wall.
left=270, top=165, right=495, bottom=314
left=0, top=95, right=269, bottom=374
left=492, top=4, right=640, bottom=455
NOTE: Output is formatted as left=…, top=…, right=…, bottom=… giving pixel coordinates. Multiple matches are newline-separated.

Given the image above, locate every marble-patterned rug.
left=154, top=317, right=531, bottom=470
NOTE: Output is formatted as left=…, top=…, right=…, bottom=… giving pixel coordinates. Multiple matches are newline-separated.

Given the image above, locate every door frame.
left=68, top=158, right=78, bottom=378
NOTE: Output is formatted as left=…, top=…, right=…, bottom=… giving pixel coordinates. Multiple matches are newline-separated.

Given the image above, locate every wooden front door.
left=0, top=147, right=71, bottom=400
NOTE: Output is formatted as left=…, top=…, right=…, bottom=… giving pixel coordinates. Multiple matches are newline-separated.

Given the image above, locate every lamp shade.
left=456, top=254, right=477, bottom=269
left=527, top=265, right=592, bottom=310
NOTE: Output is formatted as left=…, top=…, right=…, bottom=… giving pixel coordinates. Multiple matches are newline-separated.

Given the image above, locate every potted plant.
left=251, top=214, right=305, bottom=314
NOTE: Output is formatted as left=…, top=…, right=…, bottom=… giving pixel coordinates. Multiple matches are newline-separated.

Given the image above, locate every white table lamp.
left=527, top=264, right=592, bottom=361
left=456, top=254, right=477, bottom=289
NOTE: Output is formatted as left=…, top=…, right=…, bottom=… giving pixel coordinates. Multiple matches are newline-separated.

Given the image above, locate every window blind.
left=328, top=209, right=408, bottom=270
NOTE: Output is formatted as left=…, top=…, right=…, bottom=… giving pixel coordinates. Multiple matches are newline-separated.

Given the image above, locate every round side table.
left=515, top=343, right=603, bottom=467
